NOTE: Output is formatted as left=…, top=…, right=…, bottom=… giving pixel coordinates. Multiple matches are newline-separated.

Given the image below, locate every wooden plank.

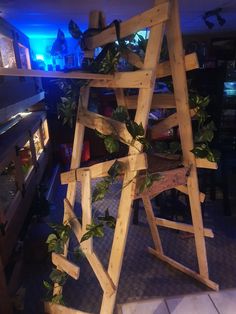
left=100, top=12, right=166, bottom=314
left=114, top=89, right=126, bottom=107
left=175, top=185, right=206, bottom=203
left=85, top=2, right=170, bottom=49
left=80, top=170, right=93, bottom=254
left=155, top=218, right=214, bottom=238
left=60, top=153, right=147, bottom=184
left=196, top=158, right=218, bottom=170
left=0, top=67, right=113, bottom=80
left=120, top=51, right=199, bottom=78
left=89, top=70, right=152, bottom=89
left=148, top=247, right=219, bottom=291
left=52, top=253, right=80, bottom=280
left=166, top=0, right=209, bottom=278
left=150, top=109, right=195, bottom=139
left=64, top=199, right=116, bottom=297
left=44, top=302, right=91, bottom=314
left=77, top=108, right=133, bottom=145
left=142, top=196, right=163, bottom=253
left=134, top=167, right=187, bottom=199
left=125, top=93, right=176, bottom=109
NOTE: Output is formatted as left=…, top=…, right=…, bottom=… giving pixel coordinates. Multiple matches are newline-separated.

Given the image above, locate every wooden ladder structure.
left=0, top=1, right=219, bottom=313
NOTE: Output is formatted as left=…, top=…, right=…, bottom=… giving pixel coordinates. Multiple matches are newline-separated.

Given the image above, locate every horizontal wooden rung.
left=175, top=185, right=205, bottom=203
left=0, top=67, right=113, bottom=80
left=125, top=94, right=176, bottom=109
left=44, top=302, right=91, bottom=314
left=195, top=158, right=218, bottom=170
left=85, top=2, right=170, bottom=49
left=148, top=247, right=219, bottom=291
left=155, top=217, right=214, bottom=238
left=89, top=70, right=152, bottom=89
left=52, top=252, right=80, bottom=280
left=61, top=153, right=147, bottom=184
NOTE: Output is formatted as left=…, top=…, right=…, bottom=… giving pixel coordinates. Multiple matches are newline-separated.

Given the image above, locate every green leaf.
left=43, top=280, right=53, bottom=292
left=126, top=120, right=144, bottom=139
left=104, top=136, right=119, bottom=153
left=112, top=106, right=129, bottom=122
left=80, top=222, right=104, bottom=242
left=51, top=294, right=65, bottom=305
left=73, top=246, right=85, bottom=261
left=108, top=160, right=123, bottom=179
left=95, top=129, right=106, bottom=139
left=92, top=178, right=111, bottom=202
left=46, top=233, right=57, bottom=244
left=49, top=269, right=68, bottom=286
left=98, top=209, right=116, bottom=229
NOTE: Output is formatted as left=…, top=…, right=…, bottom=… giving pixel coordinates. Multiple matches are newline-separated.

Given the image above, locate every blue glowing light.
left=35, top=54, right=45, bottom=61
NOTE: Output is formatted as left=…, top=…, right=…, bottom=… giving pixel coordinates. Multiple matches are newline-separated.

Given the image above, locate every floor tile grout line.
left=164, top=298, right=171, bottom=314
left=208, top=293, right=221, bottom=314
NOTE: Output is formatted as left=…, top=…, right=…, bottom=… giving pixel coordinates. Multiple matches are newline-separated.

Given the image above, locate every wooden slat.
left=166, top=0, right=209, bottom=278
left=64, top=199, right=116, bottom=297
left=155, top=218, right=214, bottom=238
left=114, top=88, right=126, bottom=107
left=89, top=70, right=152, bottom=89
left=120, top=48, right=144, bottom=69
left=52, top=253, right=80, bottom=280
left=100, top=12, right=166, bottom=314
left=125, top=93, right=176, bottom=109
left=60, top=153, right=147, bottom=184
left=80, top=170, right=93, bottom=254
left=85, top=2, right=170, bottom=49
left=0, top=67, right=113, bottom=80
left=175, top=185, right=206, bottom=203
left=77, top=108, right=133, bottom=144
left=44, top=302, right=91, bottom=314
left=157, top=52, right=199, bottom=78
left=150, top=109, right=195, bottom=139
left=196, top=158, right=218, bottom=170
left=142, top=196, right=163, bottom=253
left=134, top=167, right=187, bottom=199
left=148, top=247, right=219, bottom=291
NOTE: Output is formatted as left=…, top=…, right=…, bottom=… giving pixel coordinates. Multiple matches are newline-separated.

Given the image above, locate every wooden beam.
left=125, top=93, right=176, bottom=109
left=80, top=170, right=93, bottom=254
left=85, top=2, right=170, bottom=49
left=155, top=218, right=213, bottom=238
left=44, top=302, right=91, bottom=314
left=157, top=52, right=199, bottom=78
left=77, top=108, right=133, bottom=144
left=120, top=48, right=144, bottom=69
left=150, top=109, right=195, bottom=139
left=60, top=153, right=147, bottom=185
left=114, top=89, right=126, bottom=107
left=89, top=70, right=152, bottom=89
left=134, top=167, right=187, bottom=199
left=64, top=198, right=82, bottom=240
left=0, top=67, right=113, bottom=80
left=196, top=158, right=218, bottom=170
left=148, top=247, right=219, bottom=291
left=52, top=253, right=80, bottom=280
left=175, top=185, right=206, bottom=203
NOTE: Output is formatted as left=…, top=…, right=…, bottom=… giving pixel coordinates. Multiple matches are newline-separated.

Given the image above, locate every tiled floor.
left=119, top=289, right=236, bottom=314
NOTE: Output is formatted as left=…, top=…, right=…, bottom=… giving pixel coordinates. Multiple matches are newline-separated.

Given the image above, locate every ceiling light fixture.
left=203, top=7, right=226, bottom=29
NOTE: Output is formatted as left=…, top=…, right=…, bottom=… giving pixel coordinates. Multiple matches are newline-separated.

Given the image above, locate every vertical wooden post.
left=100, top=4, right=165, bottom=313
left=166, top=0, right=209, bottom=278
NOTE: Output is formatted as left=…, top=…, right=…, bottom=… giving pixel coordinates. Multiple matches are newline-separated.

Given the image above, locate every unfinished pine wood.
left=157, top=52, right=199, bottom=78
left=64, top=198, right=82, bottom=240
left=44, top=302, right=91, bottom=314
left=148, top=247, right=219, bottom=291
left=150, top=109, right=195, bottom=139
left=85, top=2, right=170, bottom=49
left=120, top=48, right=144, bottom=69
left=52, top=253, right=80, bottom=280
left=155, top=218, right=214, bottom=238
left=195, top=158, right=218, bottom=170
left=77, top=108, right=133, bottom=144
left=134, top=167, right=187, bottom=199
left=114, top=89, right=127, bottom=107
left=175, top=185, right=206, bottom=203
left=142, top=196, right=163, bottom=253
left=0, top=67, right=113, bottom=80
left=100, top=13, right=166, bottom=314
left=125, top=93, right=176, bottom=109
left=60, top=153, right=147, bottom=184
left=89, top=70, right=152, bottom=89
left=166, top=0, right=209, bottom=278
left=80, top=170, right=93, bottom=254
